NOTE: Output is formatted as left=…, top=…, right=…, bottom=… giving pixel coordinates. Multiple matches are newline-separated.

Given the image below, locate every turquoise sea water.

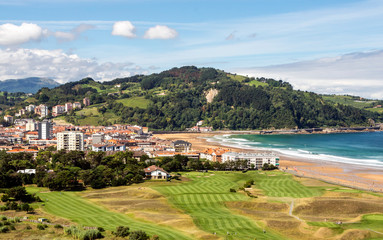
left=208, top=132, right=383, bottom=168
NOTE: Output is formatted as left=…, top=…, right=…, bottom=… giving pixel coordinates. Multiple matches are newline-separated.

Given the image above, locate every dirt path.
left=289, top=200, right=304, bottom=222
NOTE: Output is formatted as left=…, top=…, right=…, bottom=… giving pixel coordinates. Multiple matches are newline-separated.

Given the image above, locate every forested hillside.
left=9, top=66, right=382, bottom=130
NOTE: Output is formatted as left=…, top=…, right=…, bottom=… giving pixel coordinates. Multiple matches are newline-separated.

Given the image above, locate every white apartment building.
left=52, top=105, right=65, bottom=117
left=221, top=152, right=279, bottom=169
left=39, top=104, right=49, bottom=119
left=57, top=131, right=84, bottom=151
left=38, top=119, right=52, bottom=140
left=26, top=119, right=37, bottom=131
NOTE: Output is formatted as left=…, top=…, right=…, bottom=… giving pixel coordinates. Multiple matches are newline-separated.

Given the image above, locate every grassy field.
left=322, top=95, right=376, bottom=109
left=155, top=172, right=284, bottom=240
left=248, top=80, right=269, bottom=87
left=34, top=190, right=193, bottom=240
left=366, top=107, right=383, bottom=113
left=117, top=96, right=152, bottom=109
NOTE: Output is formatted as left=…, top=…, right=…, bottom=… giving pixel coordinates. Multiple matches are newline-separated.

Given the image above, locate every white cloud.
left=112, top=21, right=136, bottom=38
left=144, top=25, right=178, bottom=39
left=0, top=23, right=46, bottom=46
left=54, top=24, right=95, bottom=42
left=237, top=50, right=383, bottom=99
left=0, top=48, right=147, bottom=83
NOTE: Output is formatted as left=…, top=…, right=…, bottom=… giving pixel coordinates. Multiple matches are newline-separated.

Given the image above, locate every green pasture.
left=33, top=189, right=192, bottom=240
left=322, top=95, right=376, bottom=109
left=117, top=96, right=152, bottom=109
left=76, top=107, right=100, bottom=117
left=248, top=80, right=268, bottom=87
left=366, top=107, right=383, bottom=113
left=155, top=172, right=283, bottom=240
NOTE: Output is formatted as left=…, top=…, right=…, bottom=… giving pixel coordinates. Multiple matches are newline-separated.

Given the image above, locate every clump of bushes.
left=129, top=230, right=150, bottom=240
left=113, top=226, right=130, bottom=237
left=244, top=190, right=257, bottom=198
left=243, top=180, right=254, bottom=188
left=65, top=226, right=103, bottom=240
left=0, top=226, right=10, bottom=233
left=37, top=224, right=48, bottom=230
left=262, top=163, right=278, bottom=171
left=54, top=224, right=63, bottom=229
left=229, top=188, right=236, bottom=193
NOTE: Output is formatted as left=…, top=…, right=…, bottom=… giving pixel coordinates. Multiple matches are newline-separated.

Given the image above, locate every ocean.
left=208, top=132, right=383, bottom=168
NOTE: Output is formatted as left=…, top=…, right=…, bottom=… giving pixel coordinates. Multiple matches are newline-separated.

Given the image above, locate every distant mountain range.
left=0, top=77, right=60, bottom=93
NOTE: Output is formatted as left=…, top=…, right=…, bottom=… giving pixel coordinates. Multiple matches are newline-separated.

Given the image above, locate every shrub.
left=65, top=226, right=103, bottom=240
left=129, top=230, right=150, bottom=240
left=37, top=224, right=48, bottom=230
left=54, top=224, right=63, bottom=229
left=243, top=179, right=254, bottom=188
left=0, top=216, right=7, bottom=221
left=2, top=221, right=11, bottom=226
left=25, top=225, right=32, bottom=230
left=9, top=225, right=15, bottom=230
left=97, top=227, right=105, bottom=232
left=229, top=188, right=236, bottom=193
left=113, top=226, right=130, bottom=237
left=0, top=226, right=10, bottom=233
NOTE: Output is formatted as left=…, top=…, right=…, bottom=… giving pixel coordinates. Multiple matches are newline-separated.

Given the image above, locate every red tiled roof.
left=144, top=165, right=169, bottom=174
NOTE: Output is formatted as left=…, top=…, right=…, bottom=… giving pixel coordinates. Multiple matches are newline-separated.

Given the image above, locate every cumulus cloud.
left=237, top=50, right=383, bottom=99
left=112, top=21, right=136, bottom=38
left=0, top=48, right=147, bottom=83
left=144, top=25, right=178, bottom=39
left=54, top=24, right=95, bottom=42
left=0, top=23, right=46, bottom=46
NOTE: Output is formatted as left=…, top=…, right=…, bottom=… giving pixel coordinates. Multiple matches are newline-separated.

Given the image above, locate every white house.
left=144, top=165, right=170, bottom=180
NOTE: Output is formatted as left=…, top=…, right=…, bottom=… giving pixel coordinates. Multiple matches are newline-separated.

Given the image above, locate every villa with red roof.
left=144, top=165, right=170, bottom=180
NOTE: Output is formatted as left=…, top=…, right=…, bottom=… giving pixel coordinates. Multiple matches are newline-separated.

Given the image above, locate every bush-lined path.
left=35, top=190, right=192, bottom=240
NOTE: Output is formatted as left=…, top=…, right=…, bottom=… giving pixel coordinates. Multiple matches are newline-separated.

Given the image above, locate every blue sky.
left=0, top=0, right=383, bottom=98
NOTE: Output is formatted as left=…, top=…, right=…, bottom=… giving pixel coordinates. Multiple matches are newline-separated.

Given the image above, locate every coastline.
left=154, top=132, right=383, bottom=193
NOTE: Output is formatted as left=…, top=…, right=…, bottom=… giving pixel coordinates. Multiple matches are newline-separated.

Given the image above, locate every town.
left=1, top=96, right=279, bottom=178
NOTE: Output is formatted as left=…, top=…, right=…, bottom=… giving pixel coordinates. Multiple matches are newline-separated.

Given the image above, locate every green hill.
left=7, top=66, right=383, bottom=129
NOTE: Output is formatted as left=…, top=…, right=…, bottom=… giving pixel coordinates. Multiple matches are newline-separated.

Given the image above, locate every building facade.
left=38, top=120, right=52, bottom=140
left=57, top=131, right=84, bottom=151
left=221, top=152, right=279, bottom=169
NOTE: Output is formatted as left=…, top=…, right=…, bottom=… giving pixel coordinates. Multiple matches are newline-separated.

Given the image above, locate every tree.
left=129, top=230, right=150, bottom=240
left=113, top=226, right=130, bottom=237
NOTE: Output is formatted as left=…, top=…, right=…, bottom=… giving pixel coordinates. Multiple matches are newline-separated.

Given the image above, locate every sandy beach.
left=154, top=132, right=383, bottom=193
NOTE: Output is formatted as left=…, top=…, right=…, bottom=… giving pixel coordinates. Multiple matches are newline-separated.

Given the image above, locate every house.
left=4, top=115, right=13, bottom=123
left=144, top=165, right=170, bottom=180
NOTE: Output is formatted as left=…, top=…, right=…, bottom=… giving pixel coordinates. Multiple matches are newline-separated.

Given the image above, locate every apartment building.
left=57, top=131, right=84, bottom=151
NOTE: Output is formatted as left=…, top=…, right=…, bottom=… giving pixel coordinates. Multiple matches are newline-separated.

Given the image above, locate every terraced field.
left=35, top=191, right=192, bottom=240
left=155, top=172, right=283, bottom=240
